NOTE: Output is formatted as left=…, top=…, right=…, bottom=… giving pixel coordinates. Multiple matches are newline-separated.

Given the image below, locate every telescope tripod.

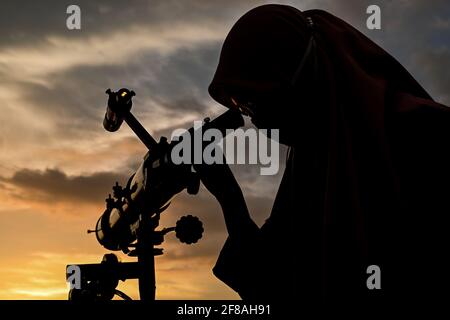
left=67, top=210, right=203, bottom=301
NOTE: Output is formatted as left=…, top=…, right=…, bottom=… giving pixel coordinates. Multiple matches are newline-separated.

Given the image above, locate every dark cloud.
left=1, top=163, right=282, bottom=262
left=3, top=167, right=129, bottom=203
left=13, top=79, right=103, bottom=137
left=0, top=0, right=259, bottom=48
left=137, top=44, right=222, bottom=108
left=12, top=43, right=222, bottom=140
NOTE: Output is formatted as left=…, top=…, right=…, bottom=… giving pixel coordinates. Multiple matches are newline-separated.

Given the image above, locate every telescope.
left=66, top=88, right=244, bottom=300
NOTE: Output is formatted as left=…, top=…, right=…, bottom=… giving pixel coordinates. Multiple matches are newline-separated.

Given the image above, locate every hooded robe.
left=207, top=4, right=450, bottom=307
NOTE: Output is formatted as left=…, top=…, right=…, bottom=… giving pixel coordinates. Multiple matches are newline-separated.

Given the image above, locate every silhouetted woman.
left=197, top=4, right=450, bottom=308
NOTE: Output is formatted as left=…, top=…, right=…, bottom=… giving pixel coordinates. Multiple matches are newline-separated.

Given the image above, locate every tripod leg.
left=136, top=213, right=156, bottom=301
left=138, top=246, right=156, bottom=300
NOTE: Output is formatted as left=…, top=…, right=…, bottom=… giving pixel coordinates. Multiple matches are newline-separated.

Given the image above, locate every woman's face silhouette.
left=227, top=87, right=304, bottom=146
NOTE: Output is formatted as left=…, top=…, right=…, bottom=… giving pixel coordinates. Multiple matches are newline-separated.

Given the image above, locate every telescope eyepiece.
left=103, top=88, right=136, bottom=132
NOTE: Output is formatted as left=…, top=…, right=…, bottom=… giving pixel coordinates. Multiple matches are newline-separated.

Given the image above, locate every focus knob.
left=175, top=215, right=204, bottom=244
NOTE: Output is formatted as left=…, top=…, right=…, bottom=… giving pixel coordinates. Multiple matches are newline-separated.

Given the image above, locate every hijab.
left=209, top=4, right=450, bottom=307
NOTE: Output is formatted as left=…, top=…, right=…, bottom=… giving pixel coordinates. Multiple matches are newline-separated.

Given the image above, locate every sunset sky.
left=0, top=0, right=449, bottom=299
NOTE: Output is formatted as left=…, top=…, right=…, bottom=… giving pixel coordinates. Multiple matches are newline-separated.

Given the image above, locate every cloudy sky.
left=0, top=0, right=449, bottom=299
